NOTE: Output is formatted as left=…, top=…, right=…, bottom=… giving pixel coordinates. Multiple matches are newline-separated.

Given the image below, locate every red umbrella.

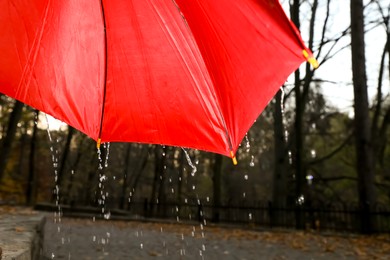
left=0, top=0, right=317, bottom=163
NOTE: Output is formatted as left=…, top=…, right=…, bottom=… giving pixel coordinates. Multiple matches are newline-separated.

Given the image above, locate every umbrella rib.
left=97, top=0, right=109, bottom=149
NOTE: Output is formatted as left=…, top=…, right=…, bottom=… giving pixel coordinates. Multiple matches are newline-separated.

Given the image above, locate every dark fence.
left=36, top=199, right=390, bottom=233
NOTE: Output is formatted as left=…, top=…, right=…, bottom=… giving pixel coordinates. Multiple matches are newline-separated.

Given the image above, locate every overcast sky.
left=281, top=0, right=390, bottom=115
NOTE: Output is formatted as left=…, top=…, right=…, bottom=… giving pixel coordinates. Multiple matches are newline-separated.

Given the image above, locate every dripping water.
left=45, top=115, right=62, bottom=225
left=182, top=148, right=197, bottom=176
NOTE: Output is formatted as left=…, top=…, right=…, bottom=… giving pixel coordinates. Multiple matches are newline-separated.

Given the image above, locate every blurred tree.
left=351, top=0, right=376, bottom=233
left=0, top=100, right=24, bottom=183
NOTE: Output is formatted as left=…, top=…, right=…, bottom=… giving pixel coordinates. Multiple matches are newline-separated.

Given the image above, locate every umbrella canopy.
left=0, top=0, right=316, bottom=161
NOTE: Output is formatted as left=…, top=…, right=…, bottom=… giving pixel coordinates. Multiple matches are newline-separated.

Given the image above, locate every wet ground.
left=41, top=216, right=390, bottom=260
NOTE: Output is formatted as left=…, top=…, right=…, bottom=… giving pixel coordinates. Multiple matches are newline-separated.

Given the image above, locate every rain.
left=1, top=0, right=390, bottom=260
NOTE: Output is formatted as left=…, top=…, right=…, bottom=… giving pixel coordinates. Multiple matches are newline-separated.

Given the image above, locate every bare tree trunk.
left=350, top=0, right=376, bottom=234
left=0, top=100, right=24, bottom=182
left=150, top=146, right=166, bottom=216
left=26, top=110, right=39, bottom=206
left=290, top=0, right=306, bottom=230
left=176, top=150, right=185, bottom=214
left=272, top=90, right=288, bottom=222
left=212, top=154, right=223, bottom=223
left=120, top=144, right=132, bottom=209
left=157, top=147, right=168, bottom=216
left=57, top=126, right=75, bottom=189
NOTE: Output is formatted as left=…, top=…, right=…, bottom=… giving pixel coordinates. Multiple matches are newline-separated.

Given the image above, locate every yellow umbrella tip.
left=230, top=151, right=238, bottom=165
left=302, top=49, right=319, bottom=69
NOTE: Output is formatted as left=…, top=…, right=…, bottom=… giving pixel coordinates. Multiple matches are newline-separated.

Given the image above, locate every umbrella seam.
left=170, top=0, right=235, bottom=157
left=97, top=0, right=109, bottom=146
left=15, top=0, right=52, bottom=111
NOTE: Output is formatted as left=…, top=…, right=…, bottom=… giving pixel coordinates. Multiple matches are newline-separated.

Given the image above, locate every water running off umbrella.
left=42, top=116, right=263, bottom=259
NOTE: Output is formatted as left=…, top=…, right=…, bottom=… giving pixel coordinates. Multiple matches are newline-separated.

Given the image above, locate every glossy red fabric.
left=0, top=0, right=312, bottom=157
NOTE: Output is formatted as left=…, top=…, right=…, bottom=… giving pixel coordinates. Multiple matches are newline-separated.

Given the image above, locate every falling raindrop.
left=249, top=155, right=255, bottom=167
left=45, top=115, right=62, bottom=224
left=97, top=147, right=103, bottom=170
left=244, top=134, right=251, bottom=153
left=104, top=211, right=111, bottom=220
left=310, top=149, right=316, bottom=158
left=288, top=150, right=293, bottom=165
left=297, top=195, right=305, bottom=205
left=306, top=174, right=314, bottom=185
left=280, top=86, right=285, bottom=113
left=104, top=142, right=110, bottom=167
left=182, top=148, right=197, bottom=176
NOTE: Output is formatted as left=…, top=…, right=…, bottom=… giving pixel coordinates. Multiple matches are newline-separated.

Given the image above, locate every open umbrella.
left=0, top=0, right=317, bottom=163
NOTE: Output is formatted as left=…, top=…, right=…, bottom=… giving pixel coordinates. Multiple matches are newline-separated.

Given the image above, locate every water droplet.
left=245, top=134, right=251, bottom=152
left=182, top=148, right=197, bottom=176
left=249, top=155, right=255, bottom=167
left=104, top=211, right=111, bottom=219
left=297, top=195, right=305, bottom=205
left=140, top=243, right=143, bottom=249
left=104, top=142, right=110, bottom=168
left=288, top=150, right=293, bottom=164
left=306, top=174, right=314, bottom=185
